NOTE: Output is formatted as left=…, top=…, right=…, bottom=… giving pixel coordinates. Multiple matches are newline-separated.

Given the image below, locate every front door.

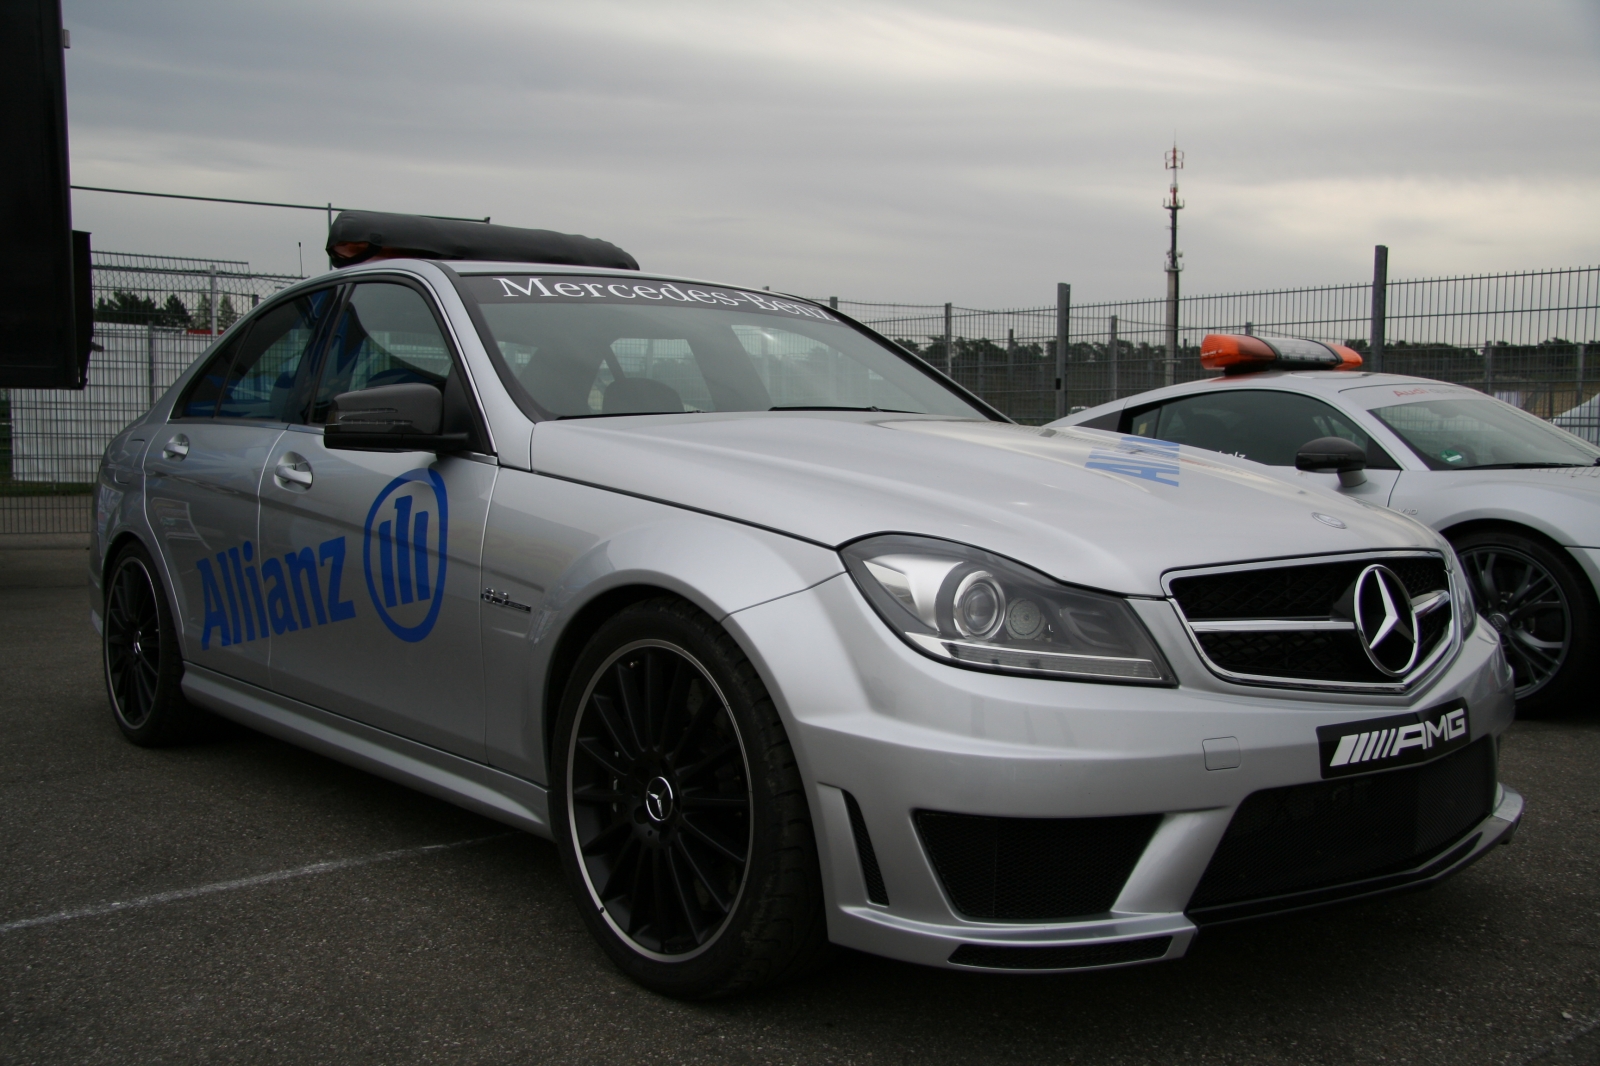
left=258, top=279, right=495, bottom=760
left=143, top=289, right=334, bottom=685
left=1125, top=388, right=1403, bottom=503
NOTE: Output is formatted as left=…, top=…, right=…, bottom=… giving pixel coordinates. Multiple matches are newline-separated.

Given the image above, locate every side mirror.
left=1296, top=436, right=1367, bottom=488
left=324, top=383, right=467, bottom=453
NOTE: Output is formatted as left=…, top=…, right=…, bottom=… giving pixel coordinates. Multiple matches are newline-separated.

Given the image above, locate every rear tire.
left=103, top=543, right=204, bottom=746
left=1451, top=527, right=1597, bottom=716
left=550, top=596, right=830, bottom=999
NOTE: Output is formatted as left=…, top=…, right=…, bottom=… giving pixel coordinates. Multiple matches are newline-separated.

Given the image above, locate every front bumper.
left=725, top=573, right=1519, bottom=974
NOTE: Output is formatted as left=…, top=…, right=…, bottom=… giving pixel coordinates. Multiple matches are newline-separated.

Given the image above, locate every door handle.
left=274, top=453, right=313, bottom=490
left=163, top=434, right=190, bottom=461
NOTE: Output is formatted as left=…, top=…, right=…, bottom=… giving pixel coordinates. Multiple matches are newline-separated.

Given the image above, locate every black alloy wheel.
left=553, top=597, right=828, bottom=999
left=1453, top=527, right=1597, bottom=714
left=568, top=639, right=752, bottom=958
left=104, top=543, right=201, bottom=745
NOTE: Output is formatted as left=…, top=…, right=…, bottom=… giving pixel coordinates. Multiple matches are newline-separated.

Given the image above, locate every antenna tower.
left=1163, top=143, right=1184, bottom=385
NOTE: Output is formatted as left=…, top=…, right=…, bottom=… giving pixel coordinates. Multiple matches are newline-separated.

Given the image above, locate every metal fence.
left=6, top=257, right=1597, bottom=536
left=832, top=265, right=1600, bottom=437
left=1, top=253, right=302, bottom=535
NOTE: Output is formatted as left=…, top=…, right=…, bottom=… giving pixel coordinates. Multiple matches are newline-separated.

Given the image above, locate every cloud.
left=62, top=0, right=1600, bottom=304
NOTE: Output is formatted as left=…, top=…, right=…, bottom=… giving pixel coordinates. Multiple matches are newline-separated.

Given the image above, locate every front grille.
left=915, top=810, right=1160, bottom=921
left=949, top=936, right=1172, bottom=970
left=1188, top=737, right=1495, bottom=919
left=1168, top=552, right=1456, bottom=690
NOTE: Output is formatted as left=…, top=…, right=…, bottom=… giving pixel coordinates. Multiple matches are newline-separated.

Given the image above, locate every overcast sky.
left=61, top=0, right=1600, bottom=305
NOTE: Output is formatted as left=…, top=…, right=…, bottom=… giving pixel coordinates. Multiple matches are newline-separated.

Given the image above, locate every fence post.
left=1577, top=342, right=1587, bottom=418
left=829, top=296, right=838, bottom=310
left=1108, top=314, right=1119, bottom=404
left=208, top=264, right=219, bottom=336
left=1370, top=245, right=1388, bottom=373
left=1484, top=342, right=1494, bottom=394
left=147, top=323, right=157, bottom=409
left=1055, top=283, right=1070, bottom=419
left=943, top=302, right=953, bottom=376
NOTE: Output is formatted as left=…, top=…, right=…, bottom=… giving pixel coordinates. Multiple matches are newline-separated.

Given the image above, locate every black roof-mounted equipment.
left=326, top=210, right=638, bottom=271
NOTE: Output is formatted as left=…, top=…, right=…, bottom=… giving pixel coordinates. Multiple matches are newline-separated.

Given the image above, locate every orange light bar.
left=1200, top=334, right=1278, bottom=369
left=1200, top=334, right=1364, bottom=372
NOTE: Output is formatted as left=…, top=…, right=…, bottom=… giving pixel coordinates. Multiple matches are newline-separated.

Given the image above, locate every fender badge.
left=1312, top=512, right=1346, bottom=528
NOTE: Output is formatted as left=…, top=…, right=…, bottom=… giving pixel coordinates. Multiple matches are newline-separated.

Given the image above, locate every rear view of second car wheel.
left=103, top=542, right=206, bottom=746
left=1452, top=527, right=1598, bottom=716
left=551, top=597, right=830, bottom=999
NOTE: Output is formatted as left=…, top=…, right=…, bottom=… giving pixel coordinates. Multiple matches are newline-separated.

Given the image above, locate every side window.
left=311, top=283, right=454, bottom=424
left=176, top=334, right=244, bottom=418
left=1132, top=391, right=1398, bottom=468
left=214, top=289, right=336, bottom=421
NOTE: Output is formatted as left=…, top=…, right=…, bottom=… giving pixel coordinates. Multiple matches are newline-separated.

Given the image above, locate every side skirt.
left=183, top=665, right=551, bottom=838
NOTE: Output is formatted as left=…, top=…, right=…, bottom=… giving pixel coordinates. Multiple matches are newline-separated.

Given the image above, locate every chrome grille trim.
left=1163, top=550, right=1462, bottom=694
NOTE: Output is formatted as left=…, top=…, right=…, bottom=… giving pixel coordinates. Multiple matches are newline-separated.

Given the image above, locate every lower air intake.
left=1189, top=737, right=1495, bottom=920
left=949, top=936, right=1172, bottom=970
left=915, top=810, right=1161, bottom=921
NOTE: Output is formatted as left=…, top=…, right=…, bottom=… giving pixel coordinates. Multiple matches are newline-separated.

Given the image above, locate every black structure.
left=326, top=211, right=638, bottom=271
left=1, top=0, right=87, bottom=389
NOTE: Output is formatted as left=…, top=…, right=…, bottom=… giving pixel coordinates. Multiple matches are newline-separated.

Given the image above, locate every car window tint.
left=1136, top=390, right=1397, bottom=468
left=1372, top=397, right=1600, bottom=470
left=312, top=283, right=453, bottom=424
left=214, top=290, right=335, bottom=420
left=176, top=334, right=243, bottom=418
left=476, top=302, right=961, bottom=418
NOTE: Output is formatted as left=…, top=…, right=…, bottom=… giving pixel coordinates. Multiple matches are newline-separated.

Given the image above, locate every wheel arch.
left=1443, top=518, right=1600, bottom=609
left=541, top=582, right=688, bottom=778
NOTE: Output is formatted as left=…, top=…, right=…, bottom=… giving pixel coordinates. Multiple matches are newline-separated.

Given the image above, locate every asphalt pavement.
left=1, top=543, right=1597, bottom=1066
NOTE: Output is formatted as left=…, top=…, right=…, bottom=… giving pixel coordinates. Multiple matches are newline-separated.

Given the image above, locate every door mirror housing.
left=323, top=383, right=467, bottom=453
left=1296, top=435, right=1367, bottom=488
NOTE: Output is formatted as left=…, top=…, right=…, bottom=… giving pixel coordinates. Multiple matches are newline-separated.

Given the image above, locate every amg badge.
left=1316, top=701, right=1469, bottom=779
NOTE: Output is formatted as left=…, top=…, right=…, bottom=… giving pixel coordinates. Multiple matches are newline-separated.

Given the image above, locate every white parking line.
left=0, top=833, right=513, bottom=934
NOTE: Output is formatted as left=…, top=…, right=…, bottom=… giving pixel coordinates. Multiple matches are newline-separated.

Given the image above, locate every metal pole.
left=829, top=296, right=838, bottom=310
left=1244, top=321, right=1254, bottom=336
left=1055, top=283, right=1070, bottom=419
left=1109, top=314, right=1119, bottom=403
left=943, top=302, right=953, bottom=376
left=208, top=265, right=218, bottom=336
left=1164, top=144, right=1184, bottom=388
left=1165, top=271, right=1179, bottom=386
left=147, top=323, right=157, bottom=408
left=1370, top=245, right=1388, bottom=373
left=1577, top=343, right=1586, bottom=422
left=327, top=203, right=335, bottom=269
left=1484, top=342, right=1494, bottom=394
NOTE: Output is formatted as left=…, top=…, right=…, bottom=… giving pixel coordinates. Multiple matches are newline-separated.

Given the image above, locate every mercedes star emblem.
left=643, top=776, right=675, bottom=823
left=1352, top=564, right=1420, bottom=676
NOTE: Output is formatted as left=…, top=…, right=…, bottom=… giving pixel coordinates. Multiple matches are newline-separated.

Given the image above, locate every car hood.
left=528, top=413, right=1442, bottom=595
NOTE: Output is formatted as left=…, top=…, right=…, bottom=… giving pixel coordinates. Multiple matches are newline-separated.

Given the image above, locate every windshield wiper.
left=767, top=405, right=918, bottom=414
left=1459, top=461, right=1596, bottom=469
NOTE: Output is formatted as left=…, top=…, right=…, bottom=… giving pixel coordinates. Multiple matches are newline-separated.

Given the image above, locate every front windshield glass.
left=459, top=274, right=986, bottom=420
left=1371, top=396, right=1600, bottom=470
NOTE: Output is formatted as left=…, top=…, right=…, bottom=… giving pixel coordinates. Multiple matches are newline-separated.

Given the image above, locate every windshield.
left=1371, top=396, right=1600, bottom=470
left=459, top=274, right=987, bottom=420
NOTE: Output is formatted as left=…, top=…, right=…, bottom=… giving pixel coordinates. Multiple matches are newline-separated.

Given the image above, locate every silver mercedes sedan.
left=1054, top=340, right=1600, bottom=715
left=93, top=246, right=1520, bottom=998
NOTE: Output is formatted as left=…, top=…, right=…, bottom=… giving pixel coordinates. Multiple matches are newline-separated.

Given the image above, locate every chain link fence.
left=6, top=256, right=1597, bottom=536
left=832, top=265, right=1600, bottom=437
left=2, top=253, right=302, bottom=535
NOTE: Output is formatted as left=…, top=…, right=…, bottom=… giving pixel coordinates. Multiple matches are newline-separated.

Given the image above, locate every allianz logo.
left=1328, top=708, right=1467, bottom=769
left=197, top=537, right=356, bottom=650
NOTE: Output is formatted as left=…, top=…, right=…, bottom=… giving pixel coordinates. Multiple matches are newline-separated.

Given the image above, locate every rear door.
left=258, top=278, right=496, bottom=761
left=143, top=289, right=336, bottom=685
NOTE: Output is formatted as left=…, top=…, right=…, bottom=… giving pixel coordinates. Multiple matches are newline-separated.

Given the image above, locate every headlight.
left=841, top=534, right=1174, bottom=685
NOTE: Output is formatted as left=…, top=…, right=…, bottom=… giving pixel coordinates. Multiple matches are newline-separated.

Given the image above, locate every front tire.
left=551, top=597, right=828, bottom=998
left=103, top=543, right=203, bottom=746
left=1452, top=527, right=1597, bottom=715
